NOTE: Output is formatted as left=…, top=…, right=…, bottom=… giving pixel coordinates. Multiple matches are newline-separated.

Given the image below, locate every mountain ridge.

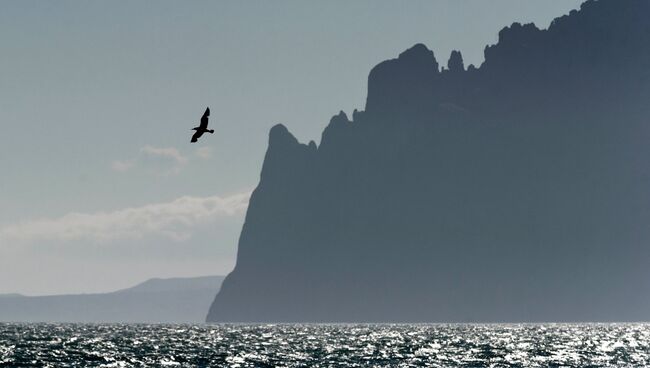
left=0, top=275, right=224, bottom=323
left=208, top=0, right=650, bottom=323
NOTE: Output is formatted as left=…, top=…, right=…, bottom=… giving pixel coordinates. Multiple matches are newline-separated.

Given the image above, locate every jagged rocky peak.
left=497, top=22, right=541, bottom=45
left=365, top=43, right=440, bottom=114
left=259, top=123, right=308, bottom=182
left=268, top=124, right=299, bottom=148
left=482, top=0, right=650, bottom=74
left=481, top=22, right=542, bottom=71
left=352, top=109, right=363, bottom=123
left=396, top=43, right=439, bottom=70
left=320, top=111, right=351, bottom=150
left=447, top=50, right=465, bottom=73
left=575, top=0, right=650, bottom=19
left=330, top=110, right=351, bottom=126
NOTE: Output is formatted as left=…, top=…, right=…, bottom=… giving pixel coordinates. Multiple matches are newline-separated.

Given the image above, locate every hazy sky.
left=0, top=0, right=583, bottom=295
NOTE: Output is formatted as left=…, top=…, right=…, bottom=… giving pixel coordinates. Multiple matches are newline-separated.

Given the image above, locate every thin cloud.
left=111, top=159, right=136, bottom=172
left=111, top=145, right=190, bottom=176
left=0, top=191, right=251, bottom=244
left=140, top=146, right=188, bottom=165
left=195, top=147, right=213, bottom=160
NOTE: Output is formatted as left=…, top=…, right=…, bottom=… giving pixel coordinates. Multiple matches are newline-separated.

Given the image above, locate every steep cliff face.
left=208, top=0, right=650, bottom=322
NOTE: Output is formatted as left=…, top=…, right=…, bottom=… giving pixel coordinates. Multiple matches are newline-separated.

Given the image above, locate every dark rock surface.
left=208, top=0, right=650, bottom=322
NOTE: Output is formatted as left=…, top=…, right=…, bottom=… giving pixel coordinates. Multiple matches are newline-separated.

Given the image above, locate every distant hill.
left=0, top=276, right=224, bottom=323
left=208, top=0, right=650, bottom=323
left=115, top=275, right=222, bottom=295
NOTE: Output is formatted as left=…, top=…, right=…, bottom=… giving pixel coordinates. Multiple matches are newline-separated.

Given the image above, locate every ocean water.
left=1, top=323, right=649, bottom=367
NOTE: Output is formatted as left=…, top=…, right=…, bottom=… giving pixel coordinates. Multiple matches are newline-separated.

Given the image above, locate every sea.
left=1, top=323, right=649, bottom=367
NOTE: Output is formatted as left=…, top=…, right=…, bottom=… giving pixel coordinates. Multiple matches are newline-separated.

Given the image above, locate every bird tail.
left=208, top=129, right=215, bottom=134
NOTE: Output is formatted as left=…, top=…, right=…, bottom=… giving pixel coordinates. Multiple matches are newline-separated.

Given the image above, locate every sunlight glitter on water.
left=1, top=323, right=649, bottom=367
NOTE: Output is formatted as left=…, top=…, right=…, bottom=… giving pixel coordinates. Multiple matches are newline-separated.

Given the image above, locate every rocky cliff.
left=208, top=0, right=650, bottom=322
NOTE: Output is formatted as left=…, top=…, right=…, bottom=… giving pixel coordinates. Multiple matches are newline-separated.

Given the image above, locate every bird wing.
left=200, top=107, right=210, bottom=129
left=191, top=130, right=204, bottom=143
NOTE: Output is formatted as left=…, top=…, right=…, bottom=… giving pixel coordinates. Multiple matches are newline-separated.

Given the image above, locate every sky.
left=0, top=0, right=583, bottom=295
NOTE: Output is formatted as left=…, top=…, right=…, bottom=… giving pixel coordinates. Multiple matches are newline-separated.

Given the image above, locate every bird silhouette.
left=191, top=107, right=214, bottom=143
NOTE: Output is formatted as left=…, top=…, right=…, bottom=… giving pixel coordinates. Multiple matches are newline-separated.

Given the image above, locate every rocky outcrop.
left=208, top=0, right=650, bottom=322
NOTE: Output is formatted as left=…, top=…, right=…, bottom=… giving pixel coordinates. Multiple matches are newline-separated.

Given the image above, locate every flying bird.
left=190, top=107, right=214, bottom=143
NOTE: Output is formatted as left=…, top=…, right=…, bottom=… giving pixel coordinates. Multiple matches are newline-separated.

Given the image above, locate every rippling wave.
left=1, top=323, right=649, bottom=367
